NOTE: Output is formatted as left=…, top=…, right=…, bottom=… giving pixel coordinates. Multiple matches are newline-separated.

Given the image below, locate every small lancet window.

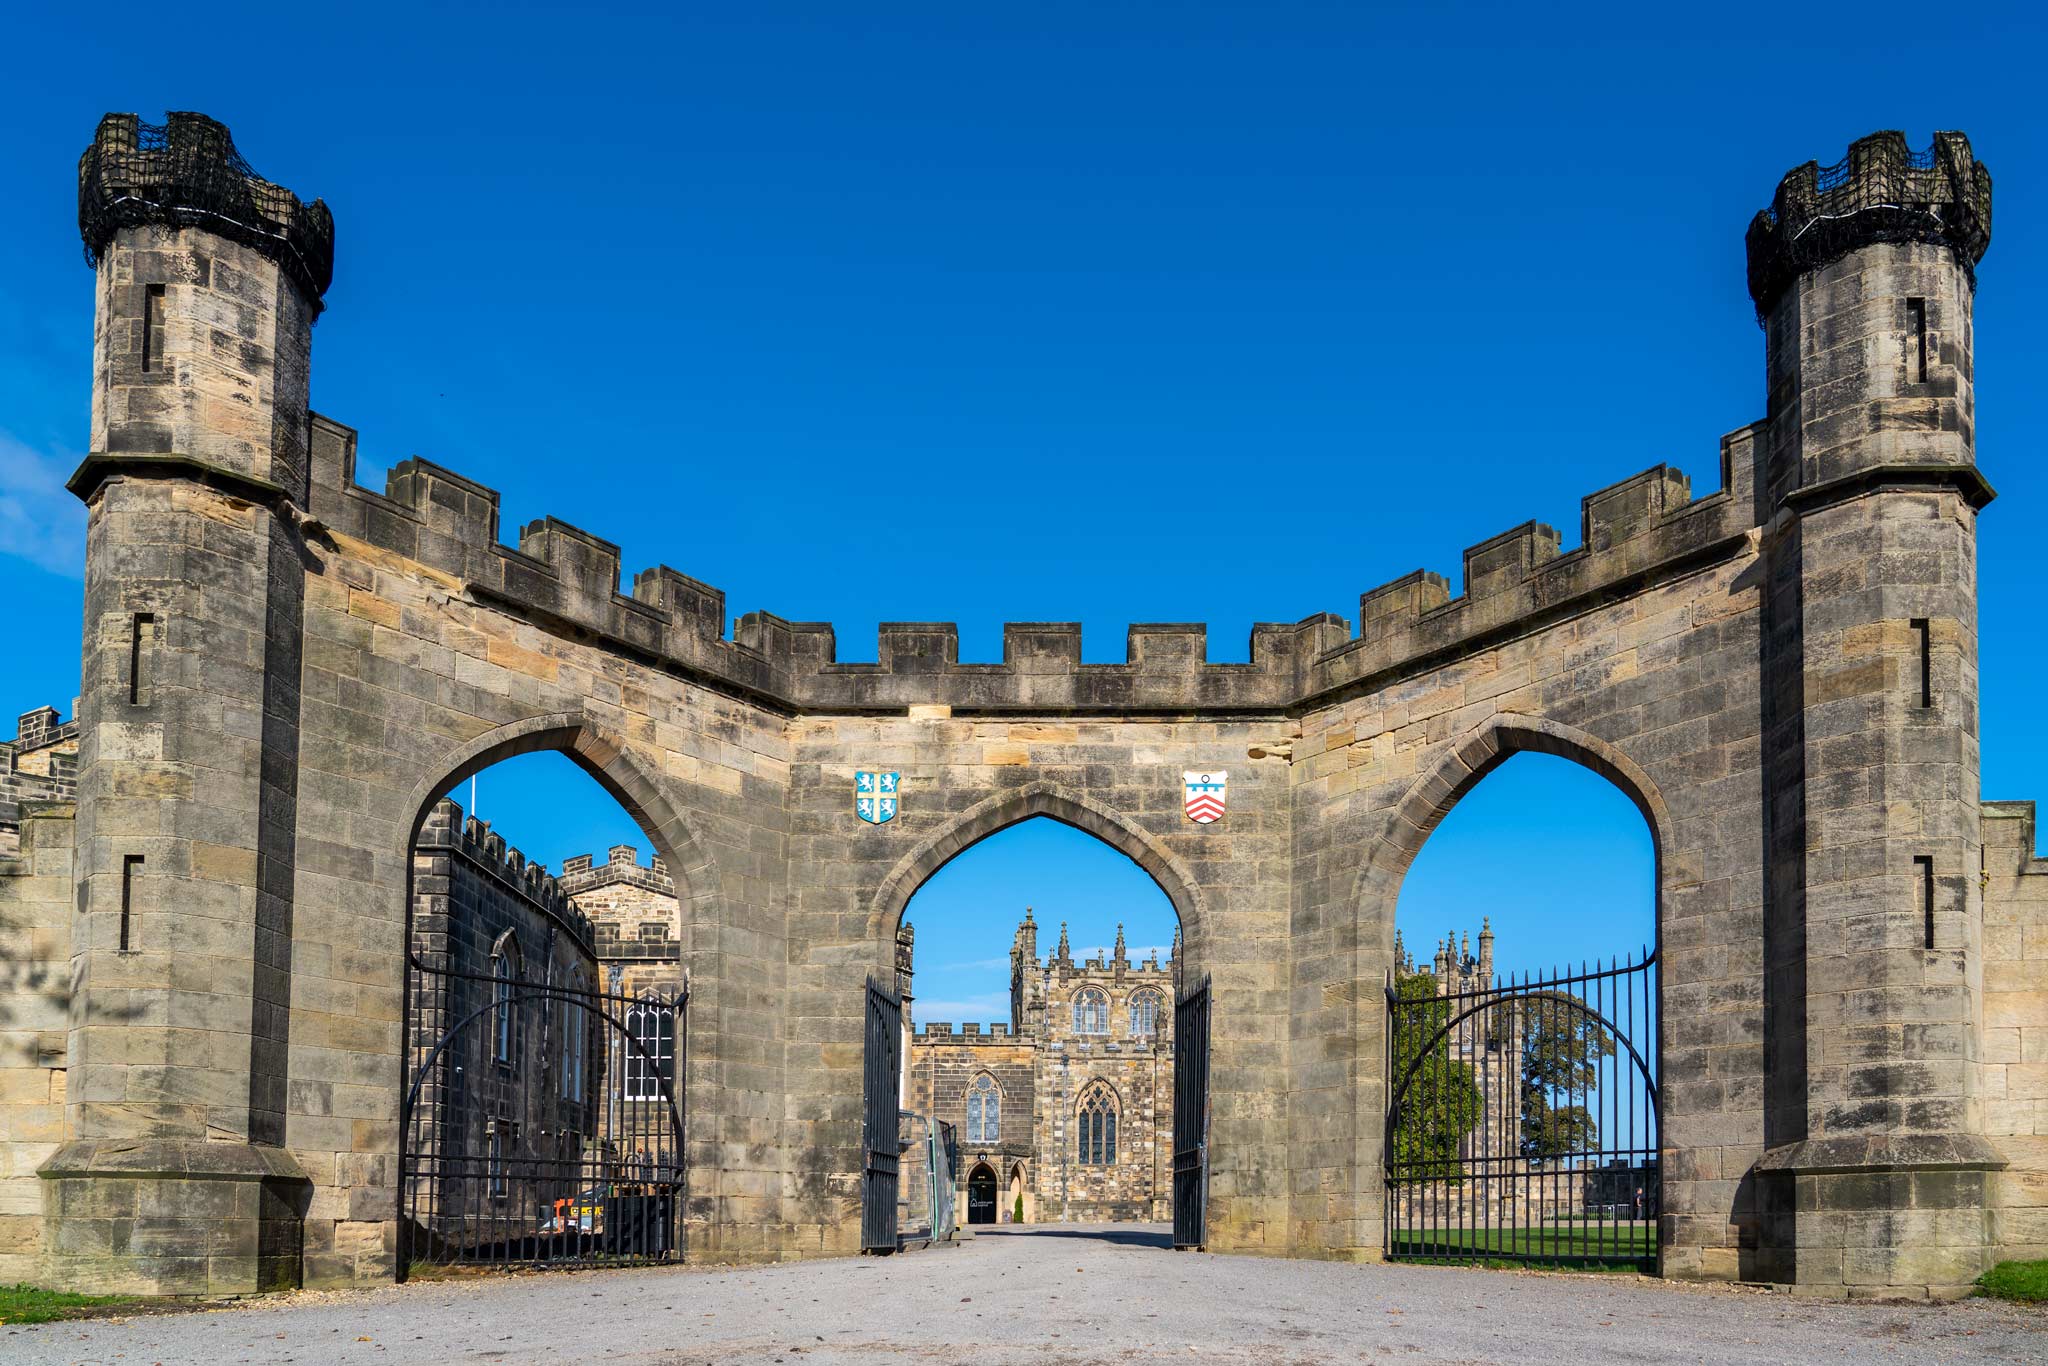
left=490, top=935, right=521, bottom=1066
left=141, top=284, right=165, bottom=373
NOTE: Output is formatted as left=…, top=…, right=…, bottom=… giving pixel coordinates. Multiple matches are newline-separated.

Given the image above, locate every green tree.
left=1389, top=972, right=1484, bottom=1181
left=1517, top=991, right=1615, bottom=1163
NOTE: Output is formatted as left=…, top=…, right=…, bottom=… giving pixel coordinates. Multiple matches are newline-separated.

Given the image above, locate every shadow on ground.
left=970, top=1223, right=1174, bottom=1249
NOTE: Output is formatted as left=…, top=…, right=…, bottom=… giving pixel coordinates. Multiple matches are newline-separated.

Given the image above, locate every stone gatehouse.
left=0, top=110, right=2043, bottom=1301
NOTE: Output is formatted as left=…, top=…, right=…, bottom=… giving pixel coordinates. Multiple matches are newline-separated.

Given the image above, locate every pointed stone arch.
left=865, top=779, right=1209, bottom=962
left=399, top=709, right=719, bottom=929
left=1355, top=713, right=1671, bottom=939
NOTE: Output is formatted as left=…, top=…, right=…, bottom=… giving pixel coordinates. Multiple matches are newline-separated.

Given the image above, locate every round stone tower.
left=1748, top=130, right=2002, bottom=1299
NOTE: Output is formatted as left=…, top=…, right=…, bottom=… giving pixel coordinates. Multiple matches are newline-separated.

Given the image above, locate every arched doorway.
left=872, top=806, right=1195, bottom=1250
left=967, top=1164, right=999, bottom=1224
left=397, top=744, right=694, bottom=1277
left=1384, top=743, right=1660, bottom=1271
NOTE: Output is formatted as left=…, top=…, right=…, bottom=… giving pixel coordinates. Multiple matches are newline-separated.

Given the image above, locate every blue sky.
left=1, top=3, right=2041, bottom=1014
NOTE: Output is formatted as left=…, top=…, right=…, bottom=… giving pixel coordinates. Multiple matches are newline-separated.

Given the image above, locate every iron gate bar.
left=861, top=975, right=903, bottom=1253
left=1172, top=975, right=1211, bottom=1250
left=1384, top=948, right=1658, bottom=1270
left=398, top=948, right=686, bottom=1279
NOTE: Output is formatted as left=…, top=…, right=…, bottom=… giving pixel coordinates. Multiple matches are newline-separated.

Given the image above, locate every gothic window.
left=1076, top=1084, right=1117, bottom=1166
left=489, top=934, right=522, bottom=1067
left=623, top=1000, right=677, bottom=1102
left=1129, top=990, right=1162, bottom=1036
left=559, top=984, right=587, bottom=1104
left=966, top=1073, right=1001, bottom=1143
left=1072, top=987, right=1108, bottom=1035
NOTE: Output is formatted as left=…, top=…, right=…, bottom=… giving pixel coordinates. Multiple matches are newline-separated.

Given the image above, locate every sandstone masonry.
left=0, top=113, right=2032, bottom=1300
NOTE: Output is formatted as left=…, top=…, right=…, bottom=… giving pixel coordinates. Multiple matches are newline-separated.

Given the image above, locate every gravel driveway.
left=6, top=1224, right=2041, bottom=1365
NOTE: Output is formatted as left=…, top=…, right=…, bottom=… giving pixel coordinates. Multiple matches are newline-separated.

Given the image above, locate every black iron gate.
left=1172, top=975, right=1211, bottom=1250
left=861, top=974, right=903, bottom=1253
left=399, top=953, right=686, bottom=1277
left=1384, top=950, right=1659, bottom=1269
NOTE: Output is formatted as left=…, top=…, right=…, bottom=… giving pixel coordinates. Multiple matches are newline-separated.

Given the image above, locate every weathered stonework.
left=0, top=114, right=2033, bottom=1300
left=0, top=799, right=74, bottom=1284
left=558, top=843, right=686, bottom=1002
left=0, top=708, right=79, bottom=857
left=1982, top=802, right=2048, bottom=1262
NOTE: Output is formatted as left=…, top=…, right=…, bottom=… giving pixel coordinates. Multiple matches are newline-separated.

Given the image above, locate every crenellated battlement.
left=78, top=112, right=335, bottom=313
left=1313, top=439, right=1755, bottom=703
left=1746, top=130, right=1992, bottom=316
left=916, top=1021, right=1024, bottom=1041
left=416, top=797, right=595, bottom=951
left=307, top=410, right=1761, bottom=716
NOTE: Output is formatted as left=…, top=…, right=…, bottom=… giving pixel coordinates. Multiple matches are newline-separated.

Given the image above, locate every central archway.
left=873, top=783, right=1201, bottom=1247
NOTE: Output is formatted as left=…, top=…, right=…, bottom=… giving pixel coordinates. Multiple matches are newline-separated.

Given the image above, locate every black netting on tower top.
left=1745, top=130, right=1991, bottom=321
left=78, top=112, right=334, bottom=313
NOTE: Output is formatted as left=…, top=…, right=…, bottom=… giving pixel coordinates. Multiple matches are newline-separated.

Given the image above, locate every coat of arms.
left=1183, top=771, right=1227, bottom=825
left=855, top=771, right=900, bottom=825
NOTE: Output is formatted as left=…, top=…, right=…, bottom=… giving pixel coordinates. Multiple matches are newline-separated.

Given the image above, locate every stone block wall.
left=1035, top=1031, right=1172, bottom=1221
left=0, top=803, right=74, bottom=1283
left=908, top=1029, right=1037, bottom=1219
left=0, top=708, right=79, bottom=856
left=559, top=843, right=686, bottom=1000
left=1983, top=801, right=2048, bottom=1260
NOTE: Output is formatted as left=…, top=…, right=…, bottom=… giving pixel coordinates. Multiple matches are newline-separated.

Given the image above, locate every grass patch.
left=0, top=1283, right=138, bottom=1325
left=1978, top=1260, right=2048, bottom=1302
left=1389, top=1226, right=1656, bottom=1272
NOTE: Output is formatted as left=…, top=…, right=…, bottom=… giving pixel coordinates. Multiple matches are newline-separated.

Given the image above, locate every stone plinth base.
left=1754, top=1135, right=2005, bottom=1300
left=37, top=1139, right=311, bottom=1296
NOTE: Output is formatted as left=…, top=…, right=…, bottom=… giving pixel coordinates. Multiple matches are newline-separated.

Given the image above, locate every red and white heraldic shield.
left=1183, top=771, right=1227, bottom=824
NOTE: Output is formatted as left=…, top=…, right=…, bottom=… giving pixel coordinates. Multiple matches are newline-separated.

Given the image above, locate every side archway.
left=393, top=709, right=724, bottom=1272
left=1357, top=712, right=1670, bottom=1270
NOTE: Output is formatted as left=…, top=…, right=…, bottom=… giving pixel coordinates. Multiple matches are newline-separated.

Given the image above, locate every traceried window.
left=1129, top=990, right=1162, bottom=1036
left=966, top=1073, right=1001, bottom=1143
left=1072, top=988, right=1109, bottom=1035
left=1076, top=1084, right=1117, bottom=1165
left=623, top=1000, right=677, bottom=1102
